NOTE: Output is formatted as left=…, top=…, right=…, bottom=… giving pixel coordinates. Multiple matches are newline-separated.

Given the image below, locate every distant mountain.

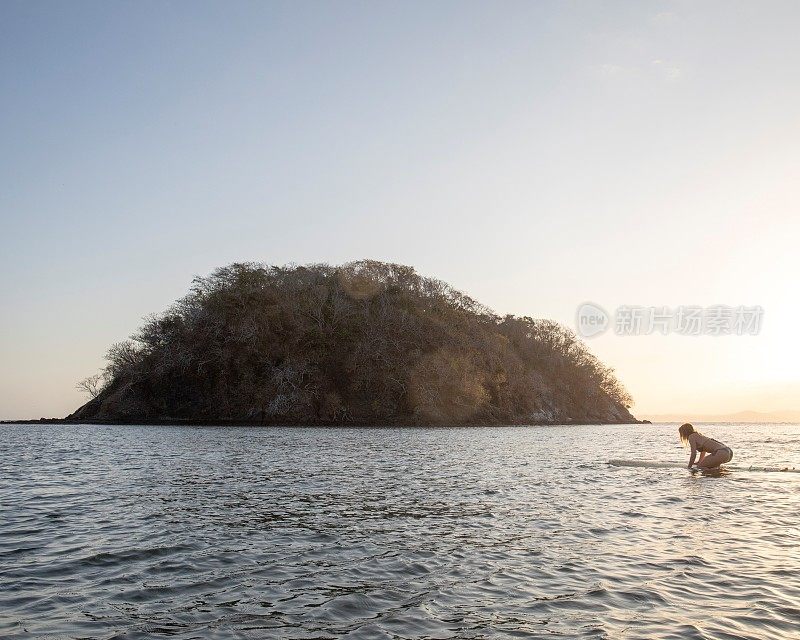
left=641, top=410, right=800, bottom=423
left=70, top=260, right=637, bottom=426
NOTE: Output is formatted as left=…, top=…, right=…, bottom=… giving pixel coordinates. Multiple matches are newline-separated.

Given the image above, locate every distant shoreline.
left=7, top=417, right=800, bottom=427
left=1, top=417, right=645, bottom=427
left=642, top=411, right=800, bottom=423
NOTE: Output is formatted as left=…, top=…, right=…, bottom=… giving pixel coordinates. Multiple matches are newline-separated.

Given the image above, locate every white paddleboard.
left=608, top=459, right=799, bottom=473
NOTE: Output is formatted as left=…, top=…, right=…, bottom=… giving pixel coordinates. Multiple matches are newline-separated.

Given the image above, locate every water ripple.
left=0, top=423, right=798, bottom=639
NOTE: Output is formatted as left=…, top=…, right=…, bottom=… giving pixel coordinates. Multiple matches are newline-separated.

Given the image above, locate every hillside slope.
left=70, top=260, right=636, bottom=425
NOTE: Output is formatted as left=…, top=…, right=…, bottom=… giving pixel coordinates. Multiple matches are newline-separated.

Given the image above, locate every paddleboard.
left=609, top=459, right=799, bottom=473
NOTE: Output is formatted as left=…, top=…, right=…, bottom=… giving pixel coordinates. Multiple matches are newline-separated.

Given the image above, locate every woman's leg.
left=697, top=449, right=729, bottom=468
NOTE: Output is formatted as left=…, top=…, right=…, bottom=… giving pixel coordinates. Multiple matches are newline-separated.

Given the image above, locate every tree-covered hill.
left=70, top=260, right=636, bottom=425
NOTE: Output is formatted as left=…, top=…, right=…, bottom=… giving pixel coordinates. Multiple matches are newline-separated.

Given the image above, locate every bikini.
left=715, top=447, right=734, bottom=463
left=693, top=434, right=734, bottom=463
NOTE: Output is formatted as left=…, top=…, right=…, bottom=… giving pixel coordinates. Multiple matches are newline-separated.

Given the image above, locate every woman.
left=679, top=423, right=734, bottom=469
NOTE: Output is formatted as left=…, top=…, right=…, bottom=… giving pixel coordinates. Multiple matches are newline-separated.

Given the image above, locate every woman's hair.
left=678, top=423, right=696, bottom=445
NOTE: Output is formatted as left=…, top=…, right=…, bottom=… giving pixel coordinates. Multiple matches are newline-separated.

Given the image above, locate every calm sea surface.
left=1, top=423, right=799, bottom=639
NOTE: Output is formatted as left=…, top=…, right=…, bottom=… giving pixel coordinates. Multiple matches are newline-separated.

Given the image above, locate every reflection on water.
left=1, top=423, right=798, bottom=639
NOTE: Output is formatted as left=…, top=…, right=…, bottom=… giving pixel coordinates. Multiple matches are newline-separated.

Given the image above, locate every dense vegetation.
left=71, top=260, right=635, bottom=425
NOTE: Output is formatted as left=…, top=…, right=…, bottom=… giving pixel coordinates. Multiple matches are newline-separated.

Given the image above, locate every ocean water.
left=1, top=423, right=799, bottom=640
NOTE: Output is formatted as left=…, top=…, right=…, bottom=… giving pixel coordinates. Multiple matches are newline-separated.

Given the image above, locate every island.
left=69, top=260, right=637, bottom=426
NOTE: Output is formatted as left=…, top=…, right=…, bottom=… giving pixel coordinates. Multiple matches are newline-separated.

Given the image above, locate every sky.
left=1, top=0, right=799, bottom=420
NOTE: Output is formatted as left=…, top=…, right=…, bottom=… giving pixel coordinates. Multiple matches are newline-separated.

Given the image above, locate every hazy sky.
left=2, top=1, right=799, bottom=420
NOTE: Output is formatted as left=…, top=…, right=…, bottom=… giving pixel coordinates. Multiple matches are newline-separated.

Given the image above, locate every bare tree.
left=76, top=373, right=105, bottom=399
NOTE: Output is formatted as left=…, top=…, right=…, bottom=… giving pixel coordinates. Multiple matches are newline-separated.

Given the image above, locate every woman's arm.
left=688, top=437, right=698, bottom=467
